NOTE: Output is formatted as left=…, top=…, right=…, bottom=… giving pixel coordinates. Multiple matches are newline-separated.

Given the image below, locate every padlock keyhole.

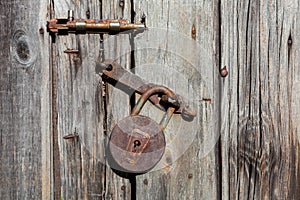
left=133, top=140, right=141, bottom=152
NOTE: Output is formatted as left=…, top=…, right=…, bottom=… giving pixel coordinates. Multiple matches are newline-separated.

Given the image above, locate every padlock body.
left=108, top=115, right=165, bottom=174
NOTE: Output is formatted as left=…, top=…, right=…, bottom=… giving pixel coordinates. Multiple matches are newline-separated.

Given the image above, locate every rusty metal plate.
left=108, top=115, right=165, bottom=174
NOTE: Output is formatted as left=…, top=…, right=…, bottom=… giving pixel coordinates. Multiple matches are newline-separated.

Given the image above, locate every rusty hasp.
left=47, top=10, right=145, bottom=35
left=96, top=60, right=197, bottom=119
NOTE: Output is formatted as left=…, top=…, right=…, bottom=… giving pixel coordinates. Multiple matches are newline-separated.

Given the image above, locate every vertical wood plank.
left=102, top=1, right=133, bottom=199
left=53, top=1, right=106, bottom=199
left=0, top=0, right=52, bottom=199
left=133, top=0, right=221, bottom=199
left=220, top=0, right=300, bottom=199
left=54, top=0, right=135, bottom=199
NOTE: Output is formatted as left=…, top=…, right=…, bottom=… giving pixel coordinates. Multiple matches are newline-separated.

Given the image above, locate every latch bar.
left=47, top=10, right=145, bottom=35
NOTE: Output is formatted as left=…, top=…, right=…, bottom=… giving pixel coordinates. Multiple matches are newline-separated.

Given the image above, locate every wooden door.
left=1, top=0, right=300, bottom=200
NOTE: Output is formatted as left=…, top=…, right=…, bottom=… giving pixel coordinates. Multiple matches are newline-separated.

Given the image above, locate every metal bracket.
left=96, top=60, right=197, bottom=120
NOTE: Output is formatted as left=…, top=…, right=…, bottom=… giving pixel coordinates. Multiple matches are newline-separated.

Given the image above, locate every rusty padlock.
left=108, top=86, right=178, bottom=174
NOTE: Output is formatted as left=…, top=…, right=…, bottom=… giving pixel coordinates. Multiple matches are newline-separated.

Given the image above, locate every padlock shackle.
left=131, top=86, right=177, bottom=116
left=159, top=107, right=176, bottom=132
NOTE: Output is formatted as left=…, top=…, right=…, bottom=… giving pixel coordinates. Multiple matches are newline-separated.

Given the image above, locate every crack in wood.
left=49, top=1, right=61, bottom=200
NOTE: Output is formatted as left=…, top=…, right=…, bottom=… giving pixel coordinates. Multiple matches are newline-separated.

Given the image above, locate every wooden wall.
left=0, top=0, right=300, bottom=199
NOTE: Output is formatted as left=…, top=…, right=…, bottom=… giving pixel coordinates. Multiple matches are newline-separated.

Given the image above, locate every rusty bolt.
left=39, top=27, right=44, bottom=34
left=220, top=66, right=228, bottom=77
left=143, top=179, right=148, bottom=185
left=188, top=173, right=193, bottom=179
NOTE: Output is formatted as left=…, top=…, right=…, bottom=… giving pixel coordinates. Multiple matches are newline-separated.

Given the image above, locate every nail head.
left=220, top=66, right=228, bottom=77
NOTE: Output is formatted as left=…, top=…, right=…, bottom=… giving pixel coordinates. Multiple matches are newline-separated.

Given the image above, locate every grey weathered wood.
left=0, top=0, right=52, bottom=199
left=102, top=1, right=133, bottom=199
left=133, top=0, right=221, bottom=199
left=1, top=0, right=300, bottom=199
left=53, top=1, right=106, bottom=199
left=53, top=1, right=134, bottom=199
left=220, top=0, right=300, bottom=199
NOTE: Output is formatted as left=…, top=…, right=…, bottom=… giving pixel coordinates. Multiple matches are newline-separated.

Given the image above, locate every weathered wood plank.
left=220, top=0, right=300, bottom=199
left=54, top=0, right=136, bottom=199
left=0, top=0, right=52, bottom=199
left=133, top=0, right=221, bottom=199
left=102, top=0, right=133, bottom=199
left=53, top=1, right=106, bottom=199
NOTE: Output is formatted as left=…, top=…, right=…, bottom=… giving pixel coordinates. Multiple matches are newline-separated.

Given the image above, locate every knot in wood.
left=238, top=117, right=262, bottom=171
left=12, top=30, right=36, bottom=67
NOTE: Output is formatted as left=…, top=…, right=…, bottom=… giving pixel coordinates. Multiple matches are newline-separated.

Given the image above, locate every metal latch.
left=47, top=10, right=145, bottom=35
left=99, top=61, right=197, bottom=174
left=97, top=60, right=197, bottom=120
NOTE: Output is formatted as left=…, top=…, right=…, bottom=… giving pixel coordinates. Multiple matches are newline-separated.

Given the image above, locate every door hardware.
left=97, top=60, right=197, bottom=119
left=47, top=10, right=145, bottom=35
left=108, top=86, right=177, bottom=173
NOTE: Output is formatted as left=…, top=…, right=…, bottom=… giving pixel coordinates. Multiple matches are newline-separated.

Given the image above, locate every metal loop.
left=131, top=86, right=176, bottom=116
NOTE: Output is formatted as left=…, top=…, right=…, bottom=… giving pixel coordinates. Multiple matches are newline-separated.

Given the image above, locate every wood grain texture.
left=220, top=0, right=300, bottom=199
left=0, top=0, right=52, bottom=199
left=102, top=0, right=133, bottom=199
left=1, top=0, right=300, bottom=199
left=133, top=0, right=221, bottom=199
left=53, top=0, right=135, bottom=199
left=53, top=1, right=106, bottom=199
